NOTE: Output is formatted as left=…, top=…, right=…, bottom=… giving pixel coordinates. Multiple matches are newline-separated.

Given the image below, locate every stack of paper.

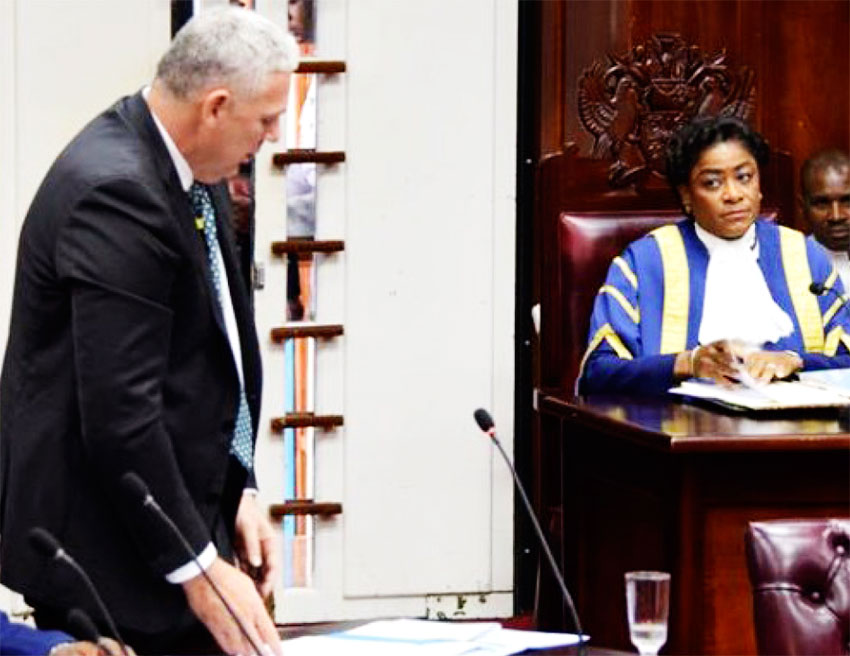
left=670, top=378, right=850, bottom=411
left=281, top=618, right=586, bottom=655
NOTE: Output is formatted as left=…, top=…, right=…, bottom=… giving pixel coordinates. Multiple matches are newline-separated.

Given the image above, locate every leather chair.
left=745, top=518, right=850, bottom=655
left=549, top=209, right=779, bottom=392
left=552, top=210, right=684, bottom=392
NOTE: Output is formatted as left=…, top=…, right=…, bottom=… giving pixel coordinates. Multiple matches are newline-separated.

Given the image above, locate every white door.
left=250, top=0, right=520, bottom=624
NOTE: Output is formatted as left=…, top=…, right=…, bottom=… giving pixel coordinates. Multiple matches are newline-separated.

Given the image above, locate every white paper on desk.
left=799, top=368, right=850, bottom=394
left=670, top=379, right=850, bottom=410
left=280, top=634, right=472, bottom=656
left=471, top=627, right=587, bottom=654
left=344, top=618, right=500, bottom=641
left=280, top=619, right=586, bottom=656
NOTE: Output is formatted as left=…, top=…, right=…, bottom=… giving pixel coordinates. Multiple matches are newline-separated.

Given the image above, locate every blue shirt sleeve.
left=1, top=611, right=74, bottom=656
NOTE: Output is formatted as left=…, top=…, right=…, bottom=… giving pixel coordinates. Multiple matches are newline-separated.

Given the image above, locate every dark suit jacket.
left=0, top=92, right=262, bottom=635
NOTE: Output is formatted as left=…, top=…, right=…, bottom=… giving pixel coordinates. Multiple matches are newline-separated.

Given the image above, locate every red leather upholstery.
left=553, top=210, right=685, bottom=392
left=746, top=518, right=850, bottom=656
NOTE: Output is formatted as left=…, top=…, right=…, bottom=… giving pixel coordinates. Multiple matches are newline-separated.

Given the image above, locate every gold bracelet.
left=689, top=345, right=701, bottom=377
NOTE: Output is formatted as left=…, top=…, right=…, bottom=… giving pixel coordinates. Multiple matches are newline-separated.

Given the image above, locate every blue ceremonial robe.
left=0, top=611, right=73, bottom=655
left=579, top=219, right=850, bottom=394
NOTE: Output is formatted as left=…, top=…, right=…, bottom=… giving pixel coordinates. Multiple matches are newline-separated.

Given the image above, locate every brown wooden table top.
left=537, top=391, right=850, bottom=453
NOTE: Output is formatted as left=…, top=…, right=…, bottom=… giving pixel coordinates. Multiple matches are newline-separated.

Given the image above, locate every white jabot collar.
left=695, top=222, right=794, bottom=347
left=142, top=86, right=193, bottom=191
left=825, top=247, right=850, bottom=290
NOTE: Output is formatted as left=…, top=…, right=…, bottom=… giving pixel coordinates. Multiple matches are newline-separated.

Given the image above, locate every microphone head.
left=810, top=281, right=826, bottom=296
left=67, top=608, right=101, bottom=643
left=120, top=471, right=151, bottom=504
left=28, top=527, right=62, bottom=559
left=473, top=408, right=495, bottom=432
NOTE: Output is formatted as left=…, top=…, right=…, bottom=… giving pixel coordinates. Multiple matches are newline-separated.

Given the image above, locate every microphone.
left=810, top=280, right=850, bottom=309
left=27, top=528, right=129, bottom=656
left=119, top=472, right=263, bottom=656
left=473, top=408, right=587, bottom=655
left=67, top=608, right=119, bottom=656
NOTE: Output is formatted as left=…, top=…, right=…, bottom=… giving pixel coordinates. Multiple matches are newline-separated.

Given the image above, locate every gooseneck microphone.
left=119, top=472, right=263, bottom=656
left=810, top=280, right=850, bottom=309
left=473, top=408, right=586, bottom=655
left=67, top=608, right=118, bottom=656
left=27, top=528, right=129, bottom=656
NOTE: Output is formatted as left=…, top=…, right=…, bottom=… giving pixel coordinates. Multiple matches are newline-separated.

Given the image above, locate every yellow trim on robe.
left=825, top=268, right=838, bottom=290
left=824, top=297, right=843, bottom=326
left=578, top=323, right=634, bottom=380
left=651, top=225, right=689, bottom=354
left=778, top=226, right=823, bottom=353
left=612, top=256, right=638, bottom=289
left=599, top=285, right=640, bottom=324
left=824, top=326, right=844, bottom=356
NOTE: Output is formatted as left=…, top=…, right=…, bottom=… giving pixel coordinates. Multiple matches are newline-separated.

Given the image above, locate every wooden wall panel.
left=537, top=0, right=850, bottom=226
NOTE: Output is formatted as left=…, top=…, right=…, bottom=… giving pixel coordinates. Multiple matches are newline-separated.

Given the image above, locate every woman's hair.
left=155, top=6, right=299, bottom=101
left=665, top=115, right=770, bottom=189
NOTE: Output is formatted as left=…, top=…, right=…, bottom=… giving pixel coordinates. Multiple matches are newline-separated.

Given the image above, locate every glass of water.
left=625, top=571, right=670, bottom=655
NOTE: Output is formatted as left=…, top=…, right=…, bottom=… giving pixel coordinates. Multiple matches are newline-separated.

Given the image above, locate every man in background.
left=0, top=8, right=297, bottom=655
left=801, top=148, right=850, bottom=287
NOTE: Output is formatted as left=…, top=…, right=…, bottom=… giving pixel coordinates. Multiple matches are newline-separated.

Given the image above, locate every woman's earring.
left=684, top=204, right=692, bottom=215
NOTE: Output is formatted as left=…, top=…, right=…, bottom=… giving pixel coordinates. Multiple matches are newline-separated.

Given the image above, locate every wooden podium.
left=534, top=393, right=850, bottom=655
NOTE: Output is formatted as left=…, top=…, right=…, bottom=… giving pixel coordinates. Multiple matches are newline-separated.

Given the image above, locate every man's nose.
left=265, top=118, right=281, bottom=144
left=829, top=199, right=850, bottom=221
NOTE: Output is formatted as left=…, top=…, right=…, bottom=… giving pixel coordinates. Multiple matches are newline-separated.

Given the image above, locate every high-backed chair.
left=745, top=518, right=850, bottom=655
left=547, top=207, right=779, bottom=393
left=552, top=210, right=685, bottom=393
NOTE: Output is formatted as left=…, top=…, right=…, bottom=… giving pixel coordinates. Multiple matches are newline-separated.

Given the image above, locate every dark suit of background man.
left=0, top=8, right=299, bottom=655
left=800, top=148, right=850, bottom=289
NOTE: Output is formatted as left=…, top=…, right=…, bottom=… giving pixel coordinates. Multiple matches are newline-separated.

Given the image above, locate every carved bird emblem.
left=578, top=64, right=641, bottom=160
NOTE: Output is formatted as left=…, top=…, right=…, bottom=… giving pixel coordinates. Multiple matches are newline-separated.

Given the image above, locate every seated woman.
left=579, top=115, right=850, bottom=394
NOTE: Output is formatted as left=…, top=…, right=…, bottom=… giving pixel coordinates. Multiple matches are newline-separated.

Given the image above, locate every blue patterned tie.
left=189, top=183, right=254, bottom=471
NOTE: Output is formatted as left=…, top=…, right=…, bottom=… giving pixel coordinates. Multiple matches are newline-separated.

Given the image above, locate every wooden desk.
left=535, top=393, right=850, bottom=655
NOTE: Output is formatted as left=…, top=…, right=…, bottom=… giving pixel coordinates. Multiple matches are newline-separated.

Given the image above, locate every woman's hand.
left=742, top=350, right=803, bottom=384
left=689, top=340, right=741, bottom=386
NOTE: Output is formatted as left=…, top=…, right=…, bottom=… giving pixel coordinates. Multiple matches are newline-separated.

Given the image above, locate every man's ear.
left=199, top=88, right=231, bottom=125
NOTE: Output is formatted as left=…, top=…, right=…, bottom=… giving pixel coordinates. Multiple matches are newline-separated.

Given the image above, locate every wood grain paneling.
left=535, top=0, right=849, bottom=222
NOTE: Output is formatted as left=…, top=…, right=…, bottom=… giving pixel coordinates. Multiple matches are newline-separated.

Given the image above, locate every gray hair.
left=155, top=6, right=299, bottom=100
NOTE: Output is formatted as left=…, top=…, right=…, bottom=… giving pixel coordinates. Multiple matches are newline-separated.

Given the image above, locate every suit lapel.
left=118, top=92, right=227, bottom=333
left=118, top=92, right=260, bottom=407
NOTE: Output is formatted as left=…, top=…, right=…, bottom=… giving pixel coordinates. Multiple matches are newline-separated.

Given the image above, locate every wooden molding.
left=271, top=240, right=344, bottom=256
left=270, top=324, right=343, bottom=342
left=269, top=500, right=343, bottom=518
left=272, top=150, right=345, bottom=168
left=271, top=413, right=344, bottom=431
left=295, top=59, right=346, bottom=74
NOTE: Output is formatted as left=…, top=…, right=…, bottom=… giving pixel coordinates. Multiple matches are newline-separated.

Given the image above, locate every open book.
left=669, top=373, right=850, bottom=412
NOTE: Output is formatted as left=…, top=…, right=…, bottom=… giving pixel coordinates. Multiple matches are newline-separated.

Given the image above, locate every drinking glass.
left=625, top=571, right=670, bottom=655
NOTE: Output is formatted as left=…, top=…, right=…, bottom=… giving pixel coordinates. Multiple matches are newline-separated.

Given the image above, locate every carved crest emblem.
left=578, top=32, right=756, bottom=187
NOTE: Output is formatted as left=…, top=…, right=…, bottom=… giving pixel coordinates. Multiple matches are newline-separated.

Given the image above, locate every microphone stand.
left=473, top=410, right=586, bottom=655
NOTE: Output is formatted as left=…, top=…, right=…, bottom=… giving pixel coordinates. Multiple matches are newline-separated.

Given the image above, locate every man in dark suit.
left=0, top=8, right=298, bottom=655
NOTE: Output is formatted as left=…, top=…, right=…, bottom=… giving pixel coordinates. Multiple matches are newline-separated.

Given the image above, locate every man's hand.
left=182, top=557, right=282, bottom=656
left=235, top=492, right=280, bottom=599
left=50, top=638, right=135, bottom=656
